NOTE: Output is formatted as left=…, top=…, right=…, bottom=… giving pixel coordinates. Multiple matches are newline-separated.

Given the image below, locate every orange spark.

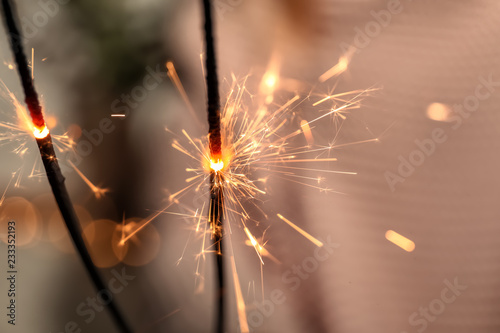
left=244, top=227, right=279, bottom=264
left=68, top=161, right=109, bottom=199
left=385, top=230, right=415, bottom=252
left=300, top=120, right=314, bottom=145
left=277, top=214, right=323, bottom=247
left=319, top=46, right=355, bottom=82
left=119, top=205, right=173, bottom=245
left=166, top=61, right=202, bottom=127
left=231, top=256, right=249, bottom=333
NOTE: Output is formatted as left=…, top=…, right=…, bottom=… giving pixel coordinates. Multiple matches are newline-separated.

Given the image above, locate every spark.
left=3, top=61, right=14, bottom=70
left=385, top=230, right=415, bottom=252
left=300, top=119, right=314, bottom=145
left=231, top=256, right=249, bottom=333
left=244, top=227, right=265, bottom=264
left=243, top=227, right=279, bottom=264
left=0, top=170, right=17, bottom=206
left=319, top=46, right=356, bottom=82
left=144, top=308, right=182, bottom=332
left=119, top=203, right=178, bottom=245
left=166, top=61, right=202, bottom=128
left=68, top=161, right=109, bottom=199
left=277, top=214, right=323, bottom=247
left=31, top=48, right=34, bottom=79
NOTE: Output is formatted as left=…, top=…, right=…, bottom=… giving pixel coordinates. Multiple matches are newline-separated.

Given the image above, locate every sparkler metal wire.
left=0, top=1, right=132, bottom=332
left=202, top=0, right=226, bottom=332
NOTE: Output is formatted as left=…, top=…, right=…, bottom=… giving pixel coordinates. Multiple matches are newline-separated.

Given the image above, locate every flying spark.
left=385, top=230, right=415, bottom=252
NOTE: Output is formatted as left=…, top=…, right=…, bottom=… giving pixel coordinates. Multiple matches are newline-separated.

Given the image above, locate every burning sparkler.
left=161, top=62, right=377, bottom=331
left=147, top=42, right=378, bottom=331
left=172, top=54, right=378, bottom=331
left=111, top=2, right=379, bottom=331
left=202, top=0, right=226, bottom=332
left=0, top=1, right=131, bottom=332
left=159, top=56, right=377, bottom=333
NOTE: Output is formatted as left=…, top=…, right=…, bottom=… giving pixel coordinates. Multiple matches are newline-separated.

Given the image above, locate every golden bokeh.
left=0, top=196, right=41, bottom=246
left=112, top=217, right=161, bottom=267
left=83, top=219, right=122, bottom=268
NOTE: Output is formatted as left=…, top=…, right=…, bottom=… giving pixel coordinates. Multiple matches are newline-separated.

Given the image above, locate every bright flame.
left=33, top=125, right=49, bottom=139
left=210, top=159, right=224, bottom=172
left=264, top=73, right=277, bottom=88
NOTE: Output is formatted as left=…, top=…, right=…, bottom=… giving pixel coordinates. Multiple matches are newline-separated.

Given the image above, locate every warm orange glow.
left=33, top=125, right=49, bottom=139
left=264, top=73, right=277, bottom=88
left=259, top=54, right=281, bottom=105
left=385, top=230, right=415, bottom=252
left=426, top=103, right=451, bottom=122
left=210, top=159, right=224, bottom=172
left=46, top=116, right=57, bottom=128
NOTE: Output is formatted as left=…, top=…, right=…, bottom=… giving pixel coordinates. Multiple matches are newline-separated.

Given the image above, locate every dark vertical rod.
left=202, top=0, right=222, bottom=157
left=1, top=1, right=132, bottom=332
left=202, top=1, right=225, bottom=332
left=209, top=172, right=225, bottom=333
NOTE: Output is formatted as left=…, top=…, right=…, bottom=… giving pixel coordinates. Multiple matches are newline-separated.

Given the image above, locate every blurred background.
left=1, top=0, right=500, bottom=332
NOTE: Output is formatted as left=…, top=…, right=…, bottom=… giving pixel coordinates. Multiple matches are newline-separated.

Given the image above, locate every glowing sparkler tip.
left=33, top=125, right=49, bottom=139
left=210, top=158, right=224, bottom=172
left=264, top=74, right=277, bottom=88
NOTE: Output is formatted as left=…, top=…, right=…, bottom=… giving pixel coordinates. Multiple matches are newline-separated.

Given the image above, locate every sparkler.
left=202, top=0, right=226, bottom=332
left=0, top=1, right=131, bottom=332
left=162, top=64, right=375, bottom=331
left=155, top=51, right=378, bottom=330
left=106, top=3, right=378, bottom=331
left=159, top=55, right=377, bottom=330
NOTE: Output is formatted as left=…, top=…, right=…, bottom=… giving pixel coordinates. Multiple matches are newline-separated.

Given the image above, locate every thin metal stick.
left=1, top=1, right=132, bottom=332
left=202, top=0, right=225, bottom=332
